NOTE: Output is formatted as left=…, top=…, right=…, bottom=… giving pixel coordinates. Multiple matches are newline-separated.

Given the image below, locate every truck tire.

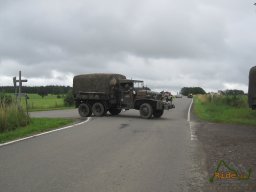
left=109, top=108, right=122, bottom=115
left=153, top=109, right=164, bottom=118
left=139, top=103, right=153, bottom=119
left=92, top=102, right=105, bottom=116
left=78, top=103, right=92, bottom=117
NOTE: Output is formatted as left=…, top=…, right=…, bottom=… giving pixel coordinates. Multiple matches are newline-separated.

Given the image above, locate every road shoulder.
left=190, top=105, right=256, bottom=191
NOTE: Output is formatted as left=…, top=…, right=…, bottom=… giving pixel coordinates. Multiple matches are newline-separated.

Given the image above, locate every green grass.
left=194, top=95, right=256, bottom=126
left=0, top=118, right=74, bottom=143
left=1, top=93, right=74, bottom=111
left=20, top=94, right=74, bottom=111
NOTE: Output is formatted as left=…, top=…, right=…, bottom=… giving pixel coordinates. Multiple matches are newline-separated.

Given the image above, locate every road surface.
left=0, top=98, right=206, bottom=192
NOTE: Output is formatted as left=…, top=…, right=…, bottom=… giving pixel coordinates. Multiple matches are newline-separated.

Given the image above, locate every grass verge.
left=28, top=106, right=74, bottom=112
left=194, top=95, right=256, bottom=126
left=0, top=118, right=74, bottom=143
left=2, top=93, right=74, bottom=112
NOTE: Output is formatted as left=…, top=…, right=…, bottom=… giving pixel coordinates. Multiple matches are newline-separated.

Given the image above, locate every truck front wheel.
left=92, top=102, right=105, bottom=116
left=78, top=103, right=92, bottom=117
left=139, top=103, right=153, bottom=119
left=153, top=109, right=164, bottom=118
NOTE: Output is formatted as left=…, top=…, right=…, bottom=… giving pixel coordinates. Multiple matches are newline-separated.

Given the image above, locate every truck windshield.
left=134, top=81, right=144, bottom=89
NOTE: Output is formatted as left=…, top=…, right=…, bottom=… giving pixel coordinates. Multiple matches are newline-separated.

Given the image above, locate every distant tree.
left=180, top=87, right=206, bottom=96
left=38, top=87, right=48, bottom=98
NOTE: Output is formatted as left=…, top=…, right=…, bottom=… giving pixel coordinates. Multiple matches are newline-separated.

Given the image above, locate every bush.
left=0, top=103, right=30, bottom=133
left=201, top=94, right=248, bottom=108
left=0, top=93, right=12, bottom=106
left=64, top=90, right=74, bottom=106
left=224, top=95, right=247, bottom=108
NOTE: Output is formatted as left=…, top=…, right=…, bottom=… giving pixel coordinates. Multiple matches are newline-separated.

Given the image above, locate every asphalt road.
left=0, top=98, right=206, bottom=192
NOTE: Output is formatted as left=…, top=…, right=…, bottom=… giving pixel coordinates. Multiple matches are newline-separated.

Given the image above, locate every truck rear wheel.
left=153, top=109, right=164, bottom=118
left=109, top=108, right=122, bottom=115
left=139, top=103, right=153, bottom=119
left=92, top=102, right=105, bottom=116
left=78, top=103, right=92, bottom=117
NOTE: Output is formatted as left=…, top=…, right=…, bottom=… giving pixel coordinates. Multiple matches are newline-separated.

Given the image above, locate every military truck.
left=248, top=66, right=256, bottom=110
left=73, top=73, right=175, bottom=119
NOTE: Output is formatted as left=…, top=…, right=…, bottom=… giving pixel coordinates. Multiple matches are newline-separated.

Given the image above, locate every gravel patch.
left=191, top=111, right=256, bottom=191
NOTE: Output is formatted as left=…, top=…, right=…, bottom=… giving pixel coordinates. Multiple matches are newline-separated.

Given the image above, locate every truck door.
left=120, top=83, right=134, bottom=108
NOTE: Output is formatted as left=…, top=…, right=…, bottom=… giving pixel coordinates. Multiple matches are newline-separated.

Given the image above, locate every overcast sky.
left=0, top=0, right=256, bottom=93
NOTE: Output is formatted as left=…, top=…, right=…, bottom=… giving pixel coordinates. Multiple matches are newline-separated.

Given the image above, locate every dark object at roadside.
left=73, top=73, right=175, bottom=119
left=248, top=66, right=256, bottom=110
left=187, top=94, right=193, bottom=98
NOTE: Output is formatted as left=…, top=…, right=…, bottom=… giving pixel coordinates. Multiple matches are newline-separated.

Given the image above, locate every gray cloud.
left=0, top=0, right=256, bottom=92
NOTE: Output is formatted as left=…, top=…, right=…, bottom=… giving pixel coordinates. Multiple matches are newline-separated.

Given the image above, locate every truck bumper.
left=163, top=102, right=175, bottom=110
left=156, top=101, right=175, bottom=110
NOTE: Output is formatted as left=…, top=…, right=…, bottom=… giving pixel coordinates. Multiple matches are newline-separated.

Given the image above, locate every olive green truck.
left=73, top=73, right=175, bottom=119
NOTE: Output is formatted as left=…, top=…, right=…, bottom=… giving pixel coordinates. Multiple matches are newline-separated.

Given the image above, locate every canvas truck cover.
left=248, top=66, right=256, bottom=108
left=73, top=73, right=126, bottom=95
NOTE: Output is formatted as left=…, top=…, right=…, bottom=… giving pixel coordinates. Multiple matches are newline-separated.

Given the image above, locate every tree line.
left=0, top=86, right=72, bottom=95
left=221, top=89, right=244, bottom=95
left=180, top=87, right=245, bottom=96
left=180, top=87, right=206, bottom=96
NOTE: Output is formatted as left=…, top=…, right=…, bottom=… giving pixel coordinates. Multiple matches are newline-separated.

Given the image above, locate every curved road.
left=0, top=98, right=206, bottom=192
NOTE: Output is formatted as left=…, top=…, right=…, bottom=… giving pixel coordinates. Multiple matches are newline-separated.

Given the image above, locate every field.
left=20, top=94, right=73, bottom=111
left=194, top=95, right=256, bottom=126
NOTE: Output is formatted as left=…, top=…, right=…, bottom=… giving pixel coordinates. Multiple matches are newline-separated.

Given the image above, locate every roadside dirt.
left=191, top=108, right=256, bottom=192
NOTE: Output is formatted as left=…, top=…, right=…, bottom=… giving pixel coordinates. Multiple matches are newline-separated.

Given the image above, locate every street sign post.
left=13, top=71, right=29, bottom=117
left=13, top=71, right=28, bottom=101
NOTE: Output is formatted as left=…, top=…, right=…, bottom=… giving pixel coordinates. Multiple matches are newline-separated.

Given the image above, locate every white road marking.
left=187, top=98, right=193, bottom=122
left=187, top=99, right=197, bottom=141
left=0, top=117, right=91, bottom=147
left=189, top=122, right=197, bottom=141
